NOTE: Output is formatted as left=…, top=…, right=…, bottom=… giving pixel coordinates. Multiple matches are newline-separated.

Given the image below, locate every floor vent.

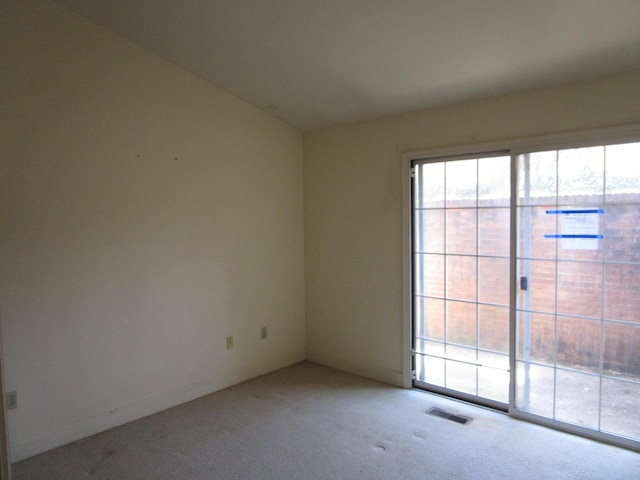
left=427, top=407, right=472, bottom=425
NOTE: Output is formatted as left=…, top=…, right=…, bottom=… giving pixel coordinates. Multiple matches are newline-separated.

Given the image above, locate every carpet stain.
left=104, top=448, right=117, bottom=457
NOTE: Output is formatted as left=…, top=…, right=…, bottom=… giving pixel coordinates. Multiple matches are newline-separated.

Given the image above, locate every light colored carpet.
left=12, top=361, right=639, bottom=479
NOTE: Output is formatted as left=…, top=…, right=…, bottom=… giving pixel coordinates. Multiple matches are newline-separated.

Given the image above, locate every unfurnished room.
left=1, top=1, right=640, bottom=479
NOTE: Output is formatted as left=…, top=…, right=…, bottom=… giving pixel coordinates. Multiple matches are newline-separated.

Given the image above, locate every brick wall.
left=418, top=192, right=640, bottom=377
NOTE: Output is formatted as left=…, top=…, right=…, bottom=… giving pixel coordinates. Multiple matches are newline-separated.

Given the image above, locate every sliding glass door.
left=411, top=139, right=640, bottom=450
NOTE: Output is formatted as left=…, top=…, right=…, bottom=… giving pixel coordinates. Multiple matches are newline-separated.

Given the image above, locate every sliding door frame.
left=411, top=151, right=512, bottom=410
left=0, top=308, right=11, bottom=479
left=402, top=123, right=640, bottom=453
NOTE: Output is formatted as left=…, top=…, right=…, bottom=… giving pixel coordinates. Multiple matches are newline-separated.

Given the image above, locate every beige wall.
left=0, top=0, right=305, bottom=461
left=303, top=71, right=640, bottom=385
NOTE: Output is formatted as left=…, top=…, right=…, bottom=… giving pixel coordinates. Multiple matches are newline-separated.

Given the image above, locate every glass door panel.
left=413, top=154, right=510, bottom=407
left=515, top=142, right=640, bottom=446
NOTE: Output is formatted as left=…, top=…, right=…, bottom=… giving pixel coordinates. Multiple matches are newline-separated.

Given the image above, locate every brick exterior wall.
left=417, top=192, right=640, bottom=377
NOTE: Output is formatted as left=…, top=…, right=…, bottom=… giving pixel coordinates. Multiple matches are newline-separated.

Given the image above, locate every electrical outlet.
left=6, top=391, right=17, bottom=410
left=226, top=336, right=234, bottom=350
left=260, top=326, right=267, bottom=340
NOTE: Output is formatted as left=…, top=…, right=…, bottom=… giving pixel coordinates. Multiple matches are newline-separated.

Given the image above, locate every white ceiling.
left=54, top=0, right=640, bottom=131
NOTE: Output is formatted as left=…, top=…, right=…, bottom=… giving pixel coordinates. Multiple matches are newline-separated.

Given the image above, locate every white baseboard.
left=10, top=351, right=306, bottom=463
left=306, top=351, right=404, bottom=387
left=11, top=351, right=382, bottom=462
left=10, top=377, right=229, bottom=463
